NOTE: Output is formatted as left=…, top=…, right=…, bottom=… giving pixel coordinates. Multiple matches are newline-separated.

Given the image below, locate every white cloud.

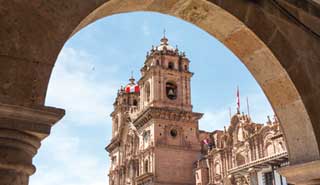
left=45, top=47, right=119, bottom=125
left=31, top=47, right=112, bottom=185
left=30, top=125, right=108, bottom=185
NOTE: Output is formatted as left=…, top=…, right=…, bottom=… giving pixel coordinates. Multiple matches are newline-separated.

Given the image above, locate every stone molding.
left=0, top=103, right=65, bottom=139
left=133, top=107, right=203, bottom=129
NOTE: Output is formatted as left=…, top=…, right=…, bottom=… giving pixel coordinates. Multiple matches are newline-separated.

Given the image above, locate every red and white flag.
left=125, top=85, right=140, bottom=93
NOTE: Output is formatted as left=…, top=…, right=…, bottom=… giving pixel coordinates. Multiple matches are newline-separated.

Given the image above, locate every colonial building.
left=106, top=35, right=203, bottom=185
left=195, top=114, right=289, bottom=185
left=106, top=35, right=289, bottom=185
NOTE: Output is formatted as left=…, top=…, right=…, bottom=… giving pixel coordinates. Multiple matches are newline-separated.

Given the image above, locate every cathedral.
left=106, top=35, right=288, bottom=185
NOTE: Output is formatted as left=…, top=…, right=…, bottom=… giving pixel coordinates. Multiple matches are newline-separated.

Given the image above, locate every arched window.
left=166, top=82, right=177, bottom=100
left=133, top=99, right=138, bottom=106
left=156, top=60, right=160, bottom=65
left=168, top=62, right=174, bottom=69
left=145, top=82, right=151, bottom=102
left=184, top=65, right=188, bottom=71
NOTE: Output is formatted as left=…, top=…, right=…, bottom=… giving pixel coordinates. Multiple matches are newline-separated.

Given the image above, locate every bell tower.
left=107, top=34, right=203, bottom=185
left=132, top=35, right=203, bottom=185
left=139, top=35, right=192, bottom=112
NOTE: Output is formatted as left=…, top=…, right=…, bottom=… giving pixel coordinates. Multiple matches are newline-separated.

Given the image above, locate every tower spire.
left=161, top=29, right=168, bottom=45
left=129, top=71, right=135, bottom=84
left=236, top=86, right=240, bottom=114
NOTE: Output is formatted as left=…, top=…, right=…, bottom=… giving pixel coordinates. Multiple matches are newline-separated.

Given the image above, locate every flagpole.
left=246, top=97, right=250, bottom=117
left=237, top=86, right=240, bottom=114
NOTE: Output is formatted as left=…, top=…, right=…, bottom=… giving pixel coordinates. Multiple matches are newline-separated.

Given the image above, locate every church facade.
left=106, top=36, right=288, bottom=185
left=195, top=114, right=289, bottom=185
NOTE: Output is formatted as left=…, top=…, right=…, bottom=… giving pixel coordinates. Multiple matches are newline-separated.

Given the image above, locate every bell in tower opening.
left=166, top=82, right=177, bottom=100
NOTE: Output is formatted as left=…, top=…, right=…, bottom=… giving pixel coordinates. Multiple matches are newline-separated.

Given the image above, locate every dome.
left=124, top=76, right=140, bottom=93
left=154, top=36, right=176, bottom=52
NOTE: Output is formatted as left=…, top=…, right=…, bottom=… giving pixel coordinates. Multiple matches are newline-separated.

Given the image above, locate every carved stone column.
left=0, top=103, right=64, bottom=185
left=278, top=160, right=320, bottom=185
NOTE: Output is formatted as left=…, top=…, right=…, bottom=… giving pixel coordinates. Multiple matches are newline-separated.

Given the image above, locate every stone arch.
left=1, top=0, right=320, bottom=184
left=165, top=81, right=178, bottom=100
left=70, top=2, right=319, bottom=167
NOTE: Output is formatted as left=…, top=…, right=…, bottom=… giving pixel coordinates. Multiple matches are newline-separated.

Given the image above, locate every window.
left=145, top=82, right=151, bottom=102
left=168, top=62, right=174, bottom=69
left=112, top=156, right=117, bottom=166
left=170, top=129, right=178, bottom=138
left=144, top=160, right=149, bottom=173
left=133, top=99, right=138, bottom=106
left=263, top=172, right=273, bottom=185
left=143, top=131, right=150, bottom=143
left=166, top=82, right=177, bottom=100
left=184, top=65, right=188, bottom=71
left=156, top=60, right=160, bottom=65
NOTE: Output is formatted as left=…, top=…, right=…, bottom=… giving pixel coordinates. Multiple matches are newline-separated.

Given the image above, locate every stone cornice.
left=138, top=66, right=193, bottom=83
left=0, top=103, right=65, bottom=139
left=0, top=103, right=64, bottom=125
left=133, top=107, right=203, bottom=130
left=106, top=136, right=120, bottom=153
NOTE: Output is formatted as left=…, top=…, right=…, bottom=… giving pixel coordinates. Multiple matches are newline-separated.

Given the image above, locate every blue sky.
left=30, top=12, right=273, bottom=185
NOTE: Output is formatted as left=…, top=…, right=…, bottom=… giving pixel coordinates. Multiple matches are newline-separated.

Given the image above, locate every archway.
left=0, top=0, right=320, bottom=184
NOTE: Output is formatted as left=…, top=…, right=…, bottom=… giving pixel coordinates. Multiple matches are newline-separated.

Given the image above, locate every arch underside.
left=0, top=0, right=320, bottom=167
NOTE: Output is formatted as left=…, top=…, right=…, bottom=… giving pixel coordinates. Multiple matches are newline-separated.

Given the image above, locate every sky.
left=30, top=12, right=274, bottom=185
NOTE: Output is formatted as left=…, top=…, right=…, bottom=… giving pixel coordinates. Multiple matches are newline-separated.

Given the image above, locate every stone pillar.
left=278, top=160, right=320, bottom=185
left=0, top=103, right=64, bottom=185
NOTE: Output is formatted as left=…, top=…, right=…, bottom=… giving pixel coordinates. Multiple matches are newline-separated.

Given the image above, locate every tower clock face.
left=166, top=82, right=177, bottom=100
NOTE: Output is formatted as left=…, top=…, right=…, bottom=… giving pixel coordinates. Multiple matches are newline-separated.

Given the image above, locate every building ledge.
left=135, top=172, right=154, bottom=182
left=228, top=151, right=288, bottom=174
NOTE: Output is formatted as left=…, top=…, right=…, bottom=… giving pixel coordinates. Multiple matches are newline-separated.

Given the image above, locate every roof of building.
left=124, top=76, right=140, bottom=93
